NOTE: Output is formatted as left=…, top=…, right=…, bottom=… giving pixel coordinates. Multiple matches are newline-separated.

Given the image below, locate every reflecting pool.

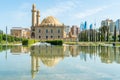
left=0, top=45, right=120, bottom=80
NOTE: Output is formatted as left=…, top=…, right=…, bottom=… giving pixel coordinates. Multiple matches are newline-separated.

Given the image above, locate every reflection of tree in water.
left=0, top=45, right=12, bottom=52
left=78, top=46, right=98, bottom=61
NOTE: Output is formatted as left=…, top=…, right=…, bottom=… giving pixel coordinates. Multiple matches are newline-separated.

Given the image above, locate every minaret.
left=36, top=10, right=40, bottom=26
left=32, top=4, right=37, bottom=26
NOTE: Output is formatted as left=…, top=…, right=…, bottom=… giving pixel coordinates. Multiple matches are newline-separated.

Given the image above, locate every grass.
left=64, top=42, right=106, bottom=46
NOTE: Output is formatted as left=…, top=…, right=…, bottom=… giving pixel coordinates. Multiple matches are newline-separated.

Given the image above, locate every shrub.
left=46, top=40, right=63, bottom=45
left=22, top=39, right=35, bottom=46
left=22, top=39, right=28, bottom=45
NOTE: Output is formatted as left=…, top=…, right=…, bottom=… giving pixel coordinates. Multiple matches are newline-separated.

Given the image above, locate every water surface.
left=0, top=45, right=120, bottom=80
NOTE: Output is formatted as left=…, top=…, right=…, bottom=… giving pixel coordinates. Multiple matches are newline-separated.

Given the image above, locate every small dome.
left=41, top=16, right=62, bottom=26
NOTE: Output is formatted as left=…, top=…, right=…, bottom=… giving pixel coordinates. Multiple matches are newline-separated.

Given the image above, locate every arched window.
left=39, top=36, right=41, bottom=38
left=39, top=29, right=41, bottom=33
left=58, top=36, right=60, bottom=38
left=31, top=32, right=35, bottom=38
left=46, top=29, right=48, bottom=33
left=51, top=36, right=53, bottom=38
left=46, top=36, right=48, bottom=39
left=51, top=29, right=53, bottom=33
left=58, top=29, right=60, bottom=33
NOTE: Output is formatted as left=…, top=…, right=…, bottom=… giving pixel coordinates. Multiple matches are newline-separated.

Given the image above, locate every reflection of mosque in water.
left=30, top=46, right=68, bottom=79
left=9, top=45, right=120, bottom=79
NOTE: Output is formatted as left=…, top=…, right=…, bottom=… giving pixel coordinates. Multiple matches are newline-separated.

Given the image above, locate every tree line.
left=0, top=33, right=23, bottom=43
left=78, top=26, right=118, bottom=42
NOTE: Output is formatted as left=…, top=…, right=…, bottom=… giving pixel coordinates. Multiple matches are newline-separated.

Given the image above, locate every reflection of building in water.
left=114, top=47, right=120, bottom=64
left=10, top=46, right=30, bottom=54
left=99, top=47, right=114, bottom=63
left=69, top=45, right=79, bottom=57
left=30, top=46, right=66, bottom=79
left=30, top=45, right=120, bottom=79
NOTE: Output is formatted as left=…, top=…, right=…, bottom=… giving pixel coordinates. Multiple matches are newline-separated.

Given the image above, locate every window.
left=51, top=29, right=53, bottom=33
left=39, top=29, right=41, bottom=33
left=51, top=36, right=53, bottom=38
left=58, top=36, right=60, bottom=38
left=46, top=29, right=48, bottom=33
left=58, top=29, right=60, bottom=33
left=39, top=36, right=41, bottom=38
left=46, top=36, right=48, bottom=39
left=32, top=29, right=35, bottom=31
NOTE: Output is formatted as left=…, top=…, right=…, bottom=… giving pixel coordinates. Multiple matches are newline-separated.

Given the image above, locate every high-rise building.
left=90, top=24, right=93, bottom=29
left=80, top=22, right=84, bottom=31
left=101, top=19, right=113, bottom=27
left=110, top=22, right=115, bottom=34
left=101, top=19, right=114, bottom=34
left=116, top=19, right=120, bottom=34
left=84, top=21, right=87, bottom=30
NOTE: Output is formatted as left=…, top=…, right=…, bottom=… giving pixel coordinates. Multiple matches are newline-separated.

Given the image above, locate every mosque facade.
left=31, top=4, right=66, bottom=40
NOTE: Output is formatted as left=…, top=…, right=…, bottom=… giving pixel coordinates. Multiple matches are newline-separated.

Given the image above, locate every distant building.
left=116, top=19, right=120, bottom=35
left=101, top=19, right=113, bottom=27
left=110, top=22, right=115, bottom=34
left=64, top=26, right=70, bottom=37
left=84, top=21, right=87, bottom=30
left=89, top=24, right=93, bottom=29
left=101, top=19, right=115, bottom=35
left=70, top=25, right=80, bottom=37
left=11, top=27, right=30, bottom=38
left=80, top=22, right=84, bottom=31
left=0, top=30, right=3, bottom=34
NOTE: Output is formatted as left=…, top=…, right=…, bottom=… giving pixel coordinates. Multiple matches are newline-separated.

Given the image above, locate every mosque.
left=31, top=4, right=66, bottom=40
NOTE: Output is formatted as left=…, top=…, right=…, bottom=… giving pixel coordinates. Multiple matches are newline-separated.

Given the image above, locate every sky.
left=0, top=0, right=120, bottom=33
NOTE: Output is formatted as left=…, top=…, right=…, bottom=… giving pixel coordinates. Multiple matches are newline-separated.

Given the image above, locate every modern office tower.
left=84, top=21, right=87, bottom=30
left=101, top=19, right=113, bottom=27
left=116, top=19, right=120, bottom=35
left=101, top=19, right=114, bottom=35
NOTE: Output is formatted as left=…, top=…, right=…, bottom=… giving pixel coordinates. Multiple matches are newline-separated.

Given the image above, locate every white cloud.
left=41, top=0, right=79, bottom=18
left=75, top=6, right=109, bottom=19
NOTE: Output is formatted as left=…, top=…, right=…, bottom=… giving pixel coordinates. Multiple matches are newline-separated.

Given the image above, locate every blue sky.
left=0, top=0, right=120, bottom=33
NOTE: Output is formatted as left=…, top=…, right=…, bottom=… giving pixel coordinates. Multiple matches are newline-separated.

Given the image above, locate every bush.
left=22, top=39, right=28, bottom=45
left=22, top=39, right=35, bottom=46
left=46, top=40, right=63, bottom=45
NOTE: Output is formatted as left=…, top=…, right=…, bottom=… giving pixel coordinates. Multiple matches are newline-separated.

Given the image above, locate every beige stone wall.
left=11, top=30, right=22, bottom=38
left=35, top=26, right=64, bottom=40
left=11, top=28, right=30, bottom=39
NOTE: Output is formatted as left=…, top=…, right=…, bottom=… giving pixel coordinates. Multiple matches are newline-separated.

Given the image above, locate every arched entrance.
left=31, top=32, right=35, bottom=38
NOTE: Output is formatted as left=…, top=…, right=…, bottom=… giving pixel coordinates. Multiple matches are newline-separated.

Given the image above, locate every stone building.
left=31, top=4, right=66, bottom=40
left=11, top=27, right=30, bottom=38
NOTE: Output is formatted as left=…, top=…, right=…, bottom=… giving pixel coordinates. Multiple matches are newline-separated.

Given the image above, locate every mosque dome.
left=41, top=57, right=62, bottom=67
left=41, top=16, right=62, bottom=26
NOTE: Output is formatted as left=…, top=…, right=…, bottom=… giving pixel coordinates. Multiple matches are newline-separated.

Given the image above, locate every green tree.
left=0, top=34, right=2, bottom=43
left=114, top=26, right=116, bottom=42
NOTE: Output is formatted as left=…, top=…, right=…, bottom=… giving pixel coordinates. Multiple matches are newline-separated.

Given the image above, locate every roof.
left=41, top=16, right=62, bottom=26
